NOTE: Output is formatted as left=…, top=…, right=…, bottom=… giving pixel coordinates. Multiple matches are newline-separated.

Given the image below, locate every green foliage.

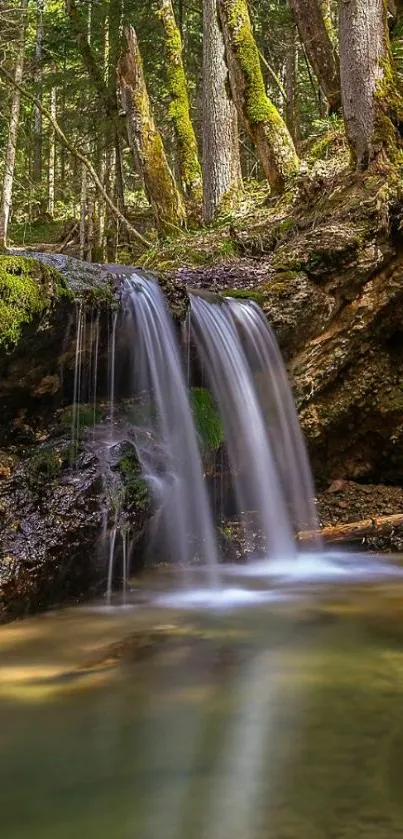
left=9, top=219, right=65, bottom=247
left=223, top=288, right=264, bottom=304
left=119, top=451, right=150, bottom=510
left=28, top=447, right=61, bottom=480
left=0, top=255, right=67, bottom=349
left=59, top=404, right=102, bottom=431
left=190, top=387, right=224, bottom=452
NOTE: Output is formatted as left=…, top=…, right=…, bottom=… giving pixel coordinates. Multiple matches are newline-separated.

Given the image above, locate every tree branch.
left=258, top=49, right=287, bottom=102
left=0, top=63, right=152, bottom=248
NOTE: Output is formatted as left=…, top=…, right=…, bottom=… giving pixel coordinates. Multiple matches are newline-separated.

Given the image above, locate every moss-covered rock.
left=0, top=255, right=69, bottom=349
left=190, top=387, right=224, bottom=452
left=118, top=446, right=150, bottom=512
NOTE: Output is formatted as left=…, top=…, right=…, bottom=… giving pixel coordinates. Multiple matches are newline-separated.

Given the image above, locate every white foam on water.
left=153, top=587, right=287, bottom=610
left=221, top=551, right=403, bottom=585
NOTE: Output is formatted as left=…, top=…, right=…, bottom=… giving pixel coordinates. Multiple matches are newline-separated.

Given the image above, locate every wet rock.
left=0, top=443, right=105, bottom=622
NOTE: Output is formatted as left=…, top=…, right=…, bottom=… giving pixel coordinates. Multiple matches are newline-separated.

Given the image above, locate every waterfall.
left=226, top=298, right=321, bottom=547
left=190, top=294, right=296, bottom=560
left=70, top=269, right=323, bottom=601
left=121, top=274, right=220, bottom=586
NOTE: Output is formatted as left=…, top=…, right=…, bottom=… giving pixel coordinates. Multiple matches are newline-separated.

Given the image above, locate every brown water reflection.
left=2, top=576, right=403, bottom=838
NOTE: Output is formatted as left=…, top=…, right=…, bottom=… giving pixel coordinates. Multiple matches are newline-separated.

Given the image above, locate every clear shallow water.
left=2, top=567, right=403, bottom=838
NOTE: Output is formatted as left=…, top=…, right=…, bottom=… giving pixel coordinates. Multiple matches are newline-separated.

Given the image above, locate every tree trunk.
left=0, top=0, right=28, bottom=249
left=118, top=25, right=186, bottom=231
left=48, top=83, right=56, bottom=217
left=298, top=514, right=403, bottom=545
left=33, top=0, right=44, bottom=184
left=320, top=0, right=333, bottom=33
left=79, top=162, right=87, bottom=260
left=285, top=21, right=300, bottom=143
left=66, top=0, right=123, bottom=139
left=158, top=0, right=202, bottom=203
left=202, top=0, right=242, bottom=223
left=339, top=0, right=403, bottom=168
left=218, top=0, right=299, bottom=192
left=288, top=0, right=340, bottom=114
left=0, top=63, right=151, bottom=246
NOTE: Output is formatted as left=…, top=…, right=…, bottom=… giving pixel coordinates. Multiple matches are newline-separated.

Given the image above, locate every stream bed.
left=2, top=569, right=403, bottom=838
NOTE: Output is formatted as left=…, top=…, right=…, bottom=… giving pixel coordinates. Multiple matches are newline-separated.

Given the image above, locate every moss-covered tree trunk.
left=118, top=25, right=186, bottom=231
left=218, top=0, right=299, bottom=192
left=288, top=0, right=341, bottom=113
left=203, top=0, right=242, bottom=222
left=158, top=0, right=202, bottom=205
left=339, top=0, right=403, bottom=168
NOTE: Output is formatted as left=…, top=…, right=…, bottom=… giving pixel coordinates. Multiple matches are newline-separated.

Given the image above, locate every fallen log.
left=298, top=513, right=403, bottom=545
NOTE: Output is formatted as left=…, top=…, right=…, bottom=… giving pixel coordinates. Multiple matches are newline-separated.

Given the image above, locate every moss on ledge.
left=223, top=288, right=265, bottom=304
left=0, top=255, right=69, bottom=349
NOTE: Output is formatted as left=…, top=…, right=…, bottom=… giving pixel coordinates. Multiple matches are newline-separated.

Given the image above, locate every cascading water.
left=68, top=270, right=403, bottom=604
left=226, top=298, right=321, bottom=546
left=121, top=274, right=220, bottom=588
left=190, top=293, right=296, bottom=561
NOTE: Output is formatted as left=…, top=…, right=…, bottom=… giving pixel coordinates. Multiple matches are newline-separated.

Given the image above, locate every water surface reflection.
left=2, top=575, right=403, bottom=838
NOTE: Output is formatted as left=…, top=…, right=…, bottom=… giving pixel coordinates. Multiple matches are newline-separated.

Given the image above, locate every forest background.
left=0, top=0, right=401, bottom=267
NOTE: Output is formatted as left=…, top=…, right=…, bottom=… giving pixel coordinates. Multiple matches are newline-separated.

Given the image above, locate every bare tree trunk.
left=218, top=0, right=299, bottom=192
left=48, top=82, right=56, bottom=217
left=158, top=0, right=202, bottom=203
left=288, top=0, right=340, bottom=113
left=79, top=162, right=87, bottom=259
left=33, top=0, right=44, bottom=184
left=285, top=21, right=300, bottom=143
left=202, top=0, right=242, bottom=222
left=118, top=25, right=186, bottom=231
left=87, top=197, right=94, bottom=261
left=339, top=0, right=403, bottom=168
left=0, top=0, right=28, bottom=249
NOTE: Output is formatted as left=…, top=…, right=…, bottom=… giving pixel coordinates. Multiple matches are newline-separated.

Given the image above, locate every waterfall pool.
left=2, top=567, right=403, bottom=839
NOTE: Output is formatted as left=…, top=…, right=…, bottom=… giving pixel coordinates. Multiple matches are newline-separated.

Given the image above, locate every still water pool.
left=2, top=570, right=403, bottom=839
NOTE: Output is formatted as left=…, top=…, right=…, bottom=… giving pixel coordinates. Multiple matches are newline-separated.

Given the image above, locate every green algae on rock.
left=0, top=255, right=69, bottom=349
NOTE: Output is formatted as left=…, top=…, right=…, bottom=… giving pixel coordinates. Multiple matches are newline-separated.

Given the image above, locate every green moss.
left=372, top=34, right=403, bottom=164
left=59, top=404, right=102, bottom=431
left=223, top=288, right=264, bottom=304
left=119, top=451, right=150, bottom=510
left=123, top=31, right=186, bottom=231
left=28, top=448, right=61, bottom=480
left=190, top=387, right=224, bottom=452
left=0, top=255, right=69, bottom=349
left=222, top=0, right=298, bottom=185
left=307, top=120, right=348, bottom=163
left=158, top=0, right=202, bottom=202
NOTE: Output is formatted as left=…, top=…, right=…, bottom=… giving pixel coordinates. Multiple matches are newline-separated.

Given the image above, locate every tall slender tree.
left=218, top=0, right=299, bottom=192
left=48, top=81, right=57, bottom=217
left=0, top=0, right=28, bottom=248
left=202, top=0, right=242, bottom=222
left=339, top=0, right=403, bottom=168
left=33, top=0, right=44, bottom=184
left=288, top=0, right=340, bottom=113
left=285, top=20, right=300, bottom=143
